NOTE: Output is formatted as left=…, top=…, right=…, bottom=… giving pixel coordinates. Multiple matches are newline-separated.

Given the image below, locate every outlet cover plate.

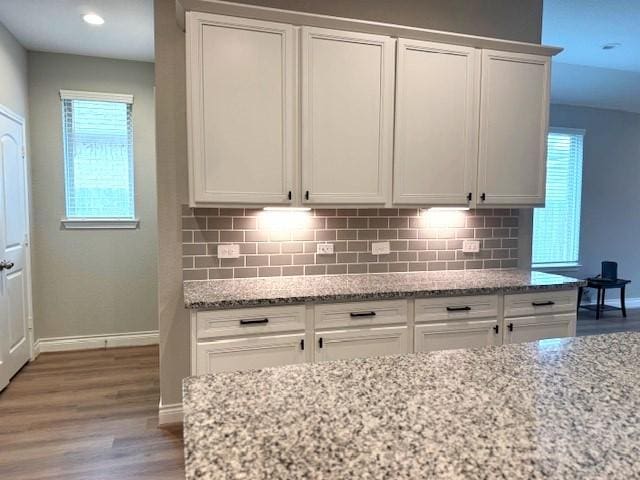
left=218, top=244, right=240, bottom=258
left=371, top=241, right=390, bottom=255
left=462, top=240, right=481, bottom=253
left=317, top=243, right=334, bottom=255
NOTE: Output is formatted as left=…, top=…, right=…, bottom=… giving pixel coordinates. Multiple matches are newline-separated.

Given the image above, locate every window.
left=532, top=128, right=585, bottom=267
left=60, top=90, right=138, bottom=229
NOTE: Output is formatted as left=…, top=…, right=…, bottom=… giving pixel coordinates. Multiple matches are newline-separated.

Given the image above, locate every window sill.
left=532, top=263, right=582, bottom=273
left=61, top=218, right=140, bottom=230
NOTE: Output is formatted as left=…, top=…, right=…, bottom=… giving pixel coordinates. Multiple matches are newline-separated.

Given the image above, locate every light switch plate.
left=462, top=240, right=481, bottom=253
left=371, top=242, right=390, bottom=255
left=317, top=243, right=334, bottom=254
left=218, top=244, right=240, bottom=258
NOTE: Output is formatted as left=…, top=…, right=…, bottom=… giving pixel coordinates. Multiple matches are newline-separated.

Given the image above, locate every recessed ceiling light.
left=83, top=13, right=105, bottom=25
left=602, top=42, right=621, bottom=50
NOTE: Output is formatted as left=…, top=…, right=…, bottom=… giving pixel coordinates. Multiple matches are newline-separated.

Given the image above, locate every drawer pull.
left=318, top=337, right=323, bottom=349
left=532, top=301, right=555, bottom=307
left=446, top=306, right=471, bottom=312
left=350, top=311, right=377, bottom=318
left=300, top=339, right=304, bottom=351
left=239, top=318, right=269, bottom=325
left=493, top=325, right=499, bottom=334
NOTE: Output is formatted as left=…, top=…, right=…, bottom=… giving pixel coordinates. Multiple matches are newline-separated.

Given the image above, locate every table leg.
left=577, top=286, right=583, bottom=312
left=601, top=288, right=606, bottom=318
left=621, top=285, right=627, bottom=318
left=596, top=288, right=602, bottom=320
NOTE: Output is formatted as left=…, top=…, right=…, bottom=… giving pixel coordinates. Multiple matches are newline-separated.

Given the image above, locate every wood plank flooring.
left=1, top=309, right=639, bottom=479
left=0, top=346, right=185, bottom=480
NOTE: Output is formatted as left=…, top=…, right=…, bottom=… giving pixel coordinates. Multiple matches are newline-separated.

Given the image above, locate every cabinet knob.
left=493, top=325, right=499, bottom=334
left=288, top=191, right=292, bottom=201
left=318, top=337, right=323, bottom=349
left=508, top=323, right=514, bottom=332
left=467, top=192, right=472, bottom=202
left=305, top=190, right=310, bottom=201
left=480, top=193, right=486, bottom=201
left=300, top=339, right=305, bottom=351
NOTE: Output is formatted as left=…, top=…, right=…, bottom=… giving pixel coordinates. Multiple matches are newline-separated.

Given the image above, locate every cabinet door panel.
left=187, top=13, right=296, bottom=204
left=315, top=326, right=408, bottom=362
left=477, top=50, right=550, bottom=206
left=196, top=333, right=305, bottom=375
left=504, top=313, right=575, bottom=345
left=301, top=27, right=395, bottom=204
left=415, top=319, right=500, bottom=353
left=394, top=40, right=479, bottom=206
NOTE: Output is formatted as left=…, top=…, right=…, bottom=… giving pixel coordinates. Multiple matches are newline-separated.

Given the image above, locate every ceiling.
left=543, top=0, right=640, bottom=113
left=0, top=0, right=154, bottom=62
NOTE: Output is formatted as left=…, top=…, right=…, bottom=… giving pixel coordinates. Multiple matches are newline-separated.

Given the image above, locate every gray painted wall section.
left=28, top=52, right=158, bottom=339
left=155, top=0, right=545, bottom=405
left=0, top=20, right=28, bottom=118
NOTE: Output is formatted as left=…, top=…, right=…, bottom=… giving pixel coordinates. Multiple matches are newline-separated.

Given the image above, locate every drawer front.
left=314, top=300, right=408, bottom=330
left=196, top=305, right=306, bottom=340
left=504, top=312, right=576, bottom=345
left=415, top=319, right=501, bottom=353
left=196, top=333, right=306, bottom=375
left=315, top=326, right=409, bottom=363
left=504, top=289, right=577, bottom=318
left=415, top=295, right=498, bottom=323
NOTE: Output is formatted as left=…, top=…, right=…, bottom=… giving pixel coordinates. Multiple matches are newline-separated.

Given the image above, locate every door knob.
left=0, top=260, right=14, bottom=271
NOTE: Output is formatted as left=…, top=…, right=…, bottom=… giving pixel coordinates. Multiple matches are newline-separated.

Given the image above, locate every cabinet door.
left=196, top=333, right=305, bottom=375
left=315, top=326, right=408, bottom=362
left=503, top=313, right=575, bottom=345
left=187, top=13, right=297, bottom=205
left=477, top=50, right=550, bottom=206
left=415, top=319, right=500, bottom=353
left=394, top=40, right=479, bottom=206
left=301, top=27, right=395, bottom=205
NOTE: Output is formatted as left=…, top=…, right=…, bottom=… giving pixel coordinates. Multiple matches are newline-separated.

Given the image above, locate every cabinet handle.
left=467, top=192, right=472, bottom=202
left=288, top=191, right=292, bottom=201
left=350, top=311, right=376, bottom=318
left=318, top=337, right=323, bottom=349
left=300, top=339, right=304, bottom=351
left=532, top=301, right=555, bottom=307
left=305, top=190, right=310, bottom=200
left=239, top=318, right=269, bottom=325
left=493, top=325, right=499, bottom=334
left=480, top=193, right=486, bottom=201
left=508, top=323, right=514, bottom=332
left=446, top=306, right=471, bottom=312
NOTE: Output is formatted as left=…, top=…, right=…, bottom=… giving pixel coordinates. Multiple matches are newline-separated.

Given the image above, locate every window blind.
left=532, top=128, right=584, bottom=266
left=62, top=97, right=135, bottom=219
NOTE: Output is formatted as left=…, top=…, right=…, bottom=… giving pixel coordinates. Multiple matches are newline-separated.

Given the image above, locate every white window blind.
left=61, top=91, right=135, bottom=220
left=532, top=128, right=584, bottom=267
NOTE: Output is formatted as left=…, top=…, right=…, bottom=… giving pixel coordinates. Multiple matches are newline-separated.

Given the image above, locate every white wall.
left=28, top=52, right=158, bottom=339
left=0, top=20, right=28, bottom=118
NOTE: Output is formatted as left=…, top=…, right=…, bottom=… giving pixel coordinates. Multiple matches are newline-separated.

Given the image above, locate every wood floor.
left=1, top=310, right=639, bottom=479
left=0, top=346, right=185, bottom=480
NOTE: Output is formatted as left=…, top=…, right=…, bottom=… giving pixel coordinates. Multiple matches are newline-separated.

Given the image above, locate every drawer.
left=504, top=289, right=577, bottom=318
left=196, top=333, right=306, bottom=375
left=314, top=300, right=408, bottom=330
left=415, top=295, right=498, bottom=323
left=504, top=312, right=576, bottom=344
left=196, top=305, right=306, bottom=340
left=315, top=326, right=409, bottom=362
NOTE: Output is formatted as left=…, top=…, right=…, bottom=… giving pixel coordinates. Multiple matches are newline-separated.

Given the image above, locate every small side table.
left=578, top=278, right=631, bottom=319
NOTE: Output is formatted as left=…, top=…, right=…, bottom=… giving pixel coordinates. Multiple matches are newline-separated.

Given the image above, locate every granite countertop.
left=183, top=332, right=640, bottom=479
left=184, top=269, right=584, bottom=309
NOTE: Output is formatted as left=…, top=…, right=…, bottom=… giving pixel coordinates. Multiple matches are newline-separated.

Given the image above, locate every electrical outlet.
left=218, top=244, right=240, bottom=258
left=317, top=243, right=334, bottom=255
left=462, top=240, right=481, bottom=253
left=371, top=242, right=390, bottom=255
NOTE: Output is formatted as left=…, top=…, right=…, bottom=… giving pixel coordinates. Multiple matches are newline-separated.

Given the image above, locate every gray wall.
left=0, top=20, right=28, bottom=118
left=521, top=104, right=640, bottom=298
left=28, top=52, right=158, bottom=339
left=155, top=0, right=545, bottom=406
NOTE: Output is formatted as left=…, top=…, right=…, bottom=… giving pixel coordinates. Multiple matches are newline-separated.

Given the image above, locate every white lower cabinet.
left=503, top=313, right=575, bottom=345
left=415, top=319, right=500, bottom=353
left=315, top=326, right=409, bottom=362
left=195, top=333, right=306, bottom=375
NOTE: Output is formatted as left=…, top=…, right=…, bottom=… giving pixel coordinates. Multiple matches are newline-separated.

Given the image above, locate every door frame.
left=0, top=103, right=35, bottom=362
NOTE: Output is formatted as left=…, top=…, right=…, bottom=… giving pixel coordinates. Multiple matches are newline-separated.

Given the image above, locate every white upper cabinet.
left=393, top=40, right=480, bottom=206
left=186, top=13, right=297, bottom=205
left=477, top=50, right=551, bottom=207
left=301, top=27, right=395, bottom=205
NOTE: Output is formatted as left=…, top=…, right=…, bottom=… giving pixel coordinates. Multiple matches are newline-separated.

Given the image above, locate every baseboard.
left=36, top=330, right=159, bottom=353
left=159, top=401, right=183, bottom=425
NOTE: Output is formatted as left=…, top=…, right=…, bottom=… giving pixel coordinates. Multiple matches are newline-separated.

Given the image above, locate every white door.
left=477, top=50, right=550, bottom=206
left=196, top=333, right=305, bottom=375
left=315, top=326, right=408, bottom=362
left=0, top=108, right=30, bottom=391
left=415, top=319, right=500, bottom=353
left=503, top=313, right=575, bottom=345
left=394, top=39, right=480, bottom=206
left=301, top=27, right=395, bottom=205
left=186, top=13, right=297, bottom=205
